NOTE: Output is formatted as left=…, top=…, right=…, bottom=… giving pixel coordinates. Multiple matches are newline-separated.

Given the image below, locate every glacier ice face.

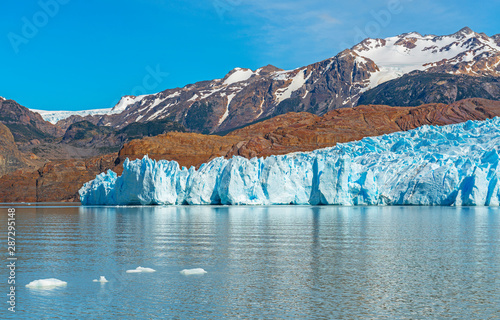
left=79, top=118, right=500, bottom=206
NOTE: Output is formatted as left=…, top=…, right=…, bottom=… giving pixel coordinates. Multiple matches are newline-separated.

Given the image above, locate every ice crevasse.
left=79, top=118, right=500, bottom=206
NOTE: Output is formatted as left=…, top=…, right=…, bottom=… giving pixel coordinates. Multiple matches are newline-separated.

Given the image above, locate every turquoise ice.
left=79, top=118, right=500, bottom=206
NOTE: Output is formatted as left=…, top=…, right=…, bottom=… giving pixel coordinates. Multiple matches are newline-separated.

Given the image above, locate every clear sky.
left=1, top=0, right=499, bottom=111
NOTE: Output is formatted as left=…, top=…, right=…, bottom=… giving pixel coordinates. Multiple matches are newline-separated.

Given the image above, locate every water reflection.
left=0, top=205, right=498, bottom=319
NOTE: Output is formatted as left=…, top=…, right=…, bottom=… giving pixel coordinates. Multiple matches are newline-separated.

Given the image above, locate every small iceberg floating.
left=26, top=278, right=67, bottom=289
left=93, top=276, right=109, bottom=283
left=126, top=266, right=156, bottom=273
left=180, top=268, right=207, bottom=276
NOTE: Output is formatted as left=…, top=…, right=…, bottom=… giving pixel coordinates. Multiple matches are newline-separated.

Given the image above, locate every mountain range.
left=28, top=27, right=500, bottom=134
left=1, top=27, right=500, bottom=202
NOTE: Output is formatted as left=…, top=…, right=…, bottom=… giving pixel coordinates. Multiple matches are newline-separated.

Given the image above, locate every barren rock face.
left=118, top=132, right=243, bottom=169
left=0, top=123, right=27, bottom=176
left=0, top=99, right=63, bottom=142
left=0, top=153, right=117, bottom=203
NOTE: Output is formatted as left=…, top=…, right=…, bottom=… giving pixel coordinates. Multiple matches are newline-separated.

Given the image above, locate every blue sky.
left=1, top=0, right=499, bottom=111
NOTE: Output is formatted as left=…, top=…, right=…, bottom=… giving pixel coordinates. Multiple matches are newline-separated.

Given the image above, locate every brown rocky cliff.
left=0, top=123, right=44, bottom=177
left=0, top=123, right=27, bottom=176
left=0, top=153, right=117, bottom=202
left=118, top=132, right=243, bottom=168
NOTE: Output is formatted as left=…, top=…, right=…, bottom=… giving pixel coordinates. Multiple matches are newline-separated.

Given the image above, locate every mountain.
left=61, top=118, right=185, bottom=149
left=34, top=27, right=500, bottom=135
left=358, top=72, right=500, bottom=106
left=0, top=98, right=64, bottom=142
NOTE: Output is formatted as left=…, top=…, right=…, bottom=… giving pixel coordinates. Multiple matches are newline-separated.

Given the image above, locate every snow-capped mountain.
left=353, top=27, right=500, bottom=91
left=33, top=27, right=500, bottom=134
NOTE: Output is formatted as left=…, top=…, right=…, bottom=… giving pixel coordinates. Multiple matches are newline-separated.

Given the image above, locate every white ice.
left=93, top=276, right=109, bottom=283
left=126, top=266, right=156, bottom=273
left=26, top=278, right=67, bottom=289
left=180, top=268, right=208, bottom=276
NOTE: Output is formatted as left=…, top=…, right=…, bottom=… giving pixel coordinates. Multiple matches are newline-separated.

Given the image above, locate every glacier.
left=79, top=118, right=500, bottom=206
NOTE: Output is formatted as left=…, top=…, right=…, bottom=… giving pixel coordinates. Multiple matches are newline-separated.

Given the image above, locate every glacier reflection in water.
left=1, top=205, right=499, bottom=319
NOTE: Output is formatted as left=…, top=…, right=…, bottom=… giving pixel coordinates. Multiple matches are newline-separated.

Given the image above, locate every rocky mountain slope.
left=358, top=72, right=500, bottom=106
left=0, top=98, right=63, bottom=142
left=0, top=123, right=34, bottom=176
left=41, top=27, right=500, bottom=135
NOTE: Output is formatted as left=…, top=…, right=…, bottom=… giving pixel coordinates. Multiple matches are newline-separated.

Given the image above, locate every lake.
left=1, top=205, right=499, bottom=319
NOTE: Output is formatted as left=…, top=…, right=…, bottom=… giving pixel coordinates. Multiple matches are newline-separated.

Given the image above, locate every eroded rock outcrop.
left=0, top=154, right=117, bottom=202
left=118, top=132, right=243, bottom=168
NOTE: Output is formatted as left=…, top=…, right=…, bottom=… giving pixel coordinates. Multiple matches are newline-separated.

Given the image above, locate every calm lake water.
left=0, top=205, right=499, bottom=319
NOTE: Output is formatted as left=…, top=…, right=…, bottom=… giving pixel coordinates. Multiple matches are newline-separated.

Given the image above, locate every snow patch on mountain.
left=219, top=92, right=236, bottom=125
left=275, top=69, right=309, bottom=103
left=30, top=94, right=150, bottom=124
left=110, top=95, right=147, bottom=114
left=223, top=68, right=254, bottom=86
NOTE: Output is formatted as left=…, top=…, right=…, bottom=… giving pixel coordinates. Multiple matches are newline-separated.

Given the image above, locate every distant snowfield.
left=30, top=95, right=148, bottom=124
left=30, top=108, right=113, bottom=124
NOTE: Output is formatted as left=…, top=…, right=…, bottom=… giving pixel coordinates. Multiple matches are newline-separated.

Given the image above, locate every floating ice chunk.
left=180, top=268, right=207, bottom=276
left=126, top=266, right=156, bottom=273
left=26, top=278, right=67, bottom=289
left=93, top=276, right=109, bottom=283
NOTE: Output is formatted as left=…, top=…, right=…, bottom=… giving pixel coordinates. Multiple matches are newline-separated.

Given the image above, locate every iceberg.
left=126, top=266, right=156, bottom=273
left=93, top=276, right=109, bottom=283
left=180, top=268, right=208, bottom=276
left=26, top=278, right=67, bottom=289
left=79, top=118, right=500, bottom=206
